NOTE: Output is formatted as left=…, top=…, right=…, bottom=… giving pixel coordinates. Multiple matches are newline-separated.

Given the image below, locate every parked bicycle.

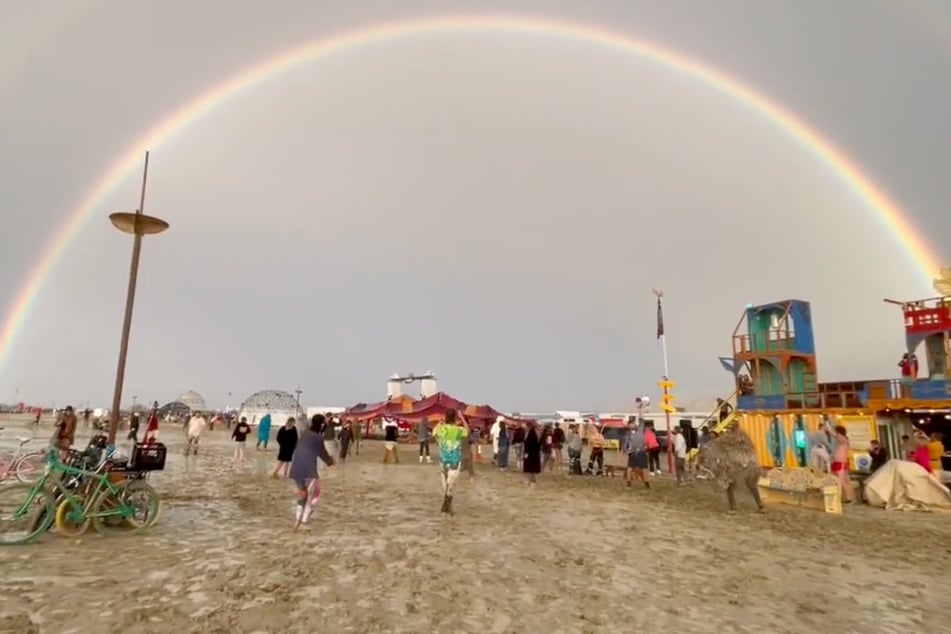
left=0, top=428, right=46, bottom=483
left=0, top=443, right=165, bottom=546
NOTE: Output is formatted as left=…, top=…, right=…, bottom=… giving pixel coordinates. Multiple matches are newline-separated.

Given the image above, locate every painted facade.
left=724, top=291, right=951, bottom=469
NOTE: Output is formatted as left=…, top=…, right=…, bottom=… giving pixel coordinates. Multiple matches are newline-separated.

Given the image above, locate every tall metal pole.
left=107, top=153, right=151, bottom=444
left=655, top=290, right=674, bottom=474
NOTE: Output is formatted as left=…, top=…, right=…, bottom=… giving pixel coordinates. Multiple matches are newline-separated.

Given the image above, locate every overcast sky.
left=1, top=0, right=949, bottom=412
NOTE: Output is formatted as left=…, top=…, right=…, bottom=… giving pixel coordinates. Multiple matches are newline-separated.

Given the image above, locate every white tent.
left=864, top=460, right=951, bottom=511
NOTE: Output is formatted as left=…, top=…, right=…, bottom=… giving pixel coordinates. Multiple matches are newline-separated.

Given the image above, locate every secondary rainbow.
left=0, top=14, right=941, bottom=376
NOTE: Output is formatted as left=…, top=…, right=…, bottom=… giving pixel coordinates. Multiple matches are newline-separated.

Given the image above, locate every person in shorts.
left=433, top=409, right=470, bottom=514
left=382, top=419, right=400, bottom=463
left=231, top=417, right=251, bottom=465
left=289, top=415, right=335, bottom=526
left=623, top=419, right=650, bottom=488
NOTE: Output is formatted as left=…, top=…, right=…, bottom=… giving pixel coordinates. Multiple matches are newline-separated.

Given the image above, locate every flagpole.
left=653, top=289, right=674, bottom=474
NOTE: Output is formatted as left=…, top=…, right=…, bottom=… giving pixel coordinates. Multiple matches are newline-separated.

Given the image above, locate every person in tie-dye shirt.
left=433, top=409, right=470, bottom=515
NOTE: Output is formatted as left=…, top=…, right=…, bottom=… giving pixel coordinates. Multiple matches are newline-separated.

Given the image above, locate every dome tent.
left=238, top=389, right=300, bottom=427
left=158, top=401, right=192, bottom=419
left=179, top=391, right=207, bottom=412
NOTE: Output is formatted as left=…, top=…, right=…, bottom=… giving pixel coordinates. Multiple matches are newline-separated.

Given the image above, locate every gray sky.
left=1, top=0, right=949, bottom=412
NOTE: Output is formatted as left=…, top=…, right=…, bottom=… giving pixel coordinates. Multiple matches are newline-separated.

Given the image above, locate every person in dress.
left=523, top=421, right=542, bottom=486
left=489, top=416, right=502, bottom=461
left=143, top=403, right=160, bottom=444
left=185, top=411, right=206, bottom=455
left=273, top=417, right=298, bottom=478
left=338, top=419, right=353, bottom=464
left=289, top=414, right=335, bottom=526
left=432, top=409, right=470, bottom=514
left=495, top=420, right=510, bottom=470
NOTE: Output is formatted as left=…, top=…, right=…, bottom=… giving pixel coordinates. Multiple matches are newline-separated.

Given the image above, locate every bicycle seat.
left=17, top=437, right=31, bottom=445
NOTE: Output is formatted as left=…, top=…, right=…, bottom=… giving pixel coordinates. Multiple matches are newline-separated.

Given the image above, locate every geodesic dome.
left=238, top=389, right=300, bottom=426
left=240, top=389, right=297, bottom=410
left=179, top=390, right=207, bottom=411
left=158, top=401, right=192, bottom=419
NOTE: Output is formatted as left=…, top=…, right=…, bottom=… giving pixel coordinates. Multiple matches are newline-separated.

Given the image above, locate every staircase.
left=686, top=390, right=739, bottom=464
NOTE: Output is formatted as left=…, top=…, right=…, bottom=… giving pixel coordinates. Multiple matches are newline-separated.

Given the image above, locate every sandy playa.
left=0, top=416, right=949, bottom=634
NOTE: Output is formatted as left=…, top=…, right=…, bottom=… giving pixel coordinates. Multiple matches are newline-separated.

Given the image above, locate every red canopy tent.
left=343, top=392, right=522, bottom=432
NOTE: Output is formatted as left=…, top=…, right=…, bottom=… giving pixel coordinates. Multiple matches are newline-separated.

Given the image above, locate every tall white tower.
left=420, top=371, right=439, bottom=398
left=386, top=374, right=403, bottom=400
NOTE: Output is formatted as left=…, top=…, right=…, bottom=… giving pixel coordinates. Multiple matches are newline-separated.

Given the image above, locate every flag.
left=656, top=294, right=664, bottom=339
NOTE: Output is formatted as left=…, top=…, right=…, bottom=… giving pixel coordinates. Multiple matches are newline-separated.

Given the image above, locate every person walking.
left=127, top=413, right=141, bottom=443
left=383, top=419, right=400, bottom=464
left=623, top=419, right=650, bottom=488
left=523, top=422, right=542, bottom=486
left=273, top=417, right=298, bottom=478
left=185, top=411, right=206, bottom=456
left=432, top=409, right=470, bottom=514
left=232, top=417, right=251, bottom=465
left=351, top=419, right=362, bottom=455
left=289, top=414, right=335, bottom=526
left=511, top=422, right=526, bottom=471
left=338, top=420, right=353, bottom=464
left=672, top=427, right=688, bottom=485
left=256, top=413, right=272, bottom=451
left=417, top=417, right=431, bottom=463
left=496, top=420, right=510, bottom=470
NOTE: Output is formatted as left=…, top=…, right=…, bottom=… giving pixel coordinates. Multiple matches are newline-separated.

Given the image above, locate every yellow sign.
left=657, top=380, right=676, bottom=389
left=660, top=392, right=676, bottom=413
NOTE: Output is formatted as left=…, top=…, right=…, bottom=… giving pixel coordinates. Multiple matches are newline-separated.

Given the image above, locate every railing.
left=784, top=390, right=864, bottom=409
left=686, top=390, right=739, bottom=464
left=733, top=334, right=797, bottom=355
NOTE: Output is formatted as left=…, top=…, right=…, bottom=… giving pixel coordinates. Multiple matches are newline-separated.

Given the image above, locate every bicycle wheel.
left=0, top=483, right=55, bottom=545
left=90, top=480, right=160, bottom=534
left=13, top=451, right=45, bottom=483
left=121, top=480, right=162, bottom=528
left=54, top=496, right=90, bottom=537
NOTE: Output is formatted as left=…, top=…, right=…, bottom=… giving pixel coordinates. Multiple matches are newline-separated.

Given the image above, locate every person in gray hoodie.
left=623, top=419, right=650, bottom=488
left=289, top=414, right=335, bottom=527
left=417, top=417, right=431, bottom=463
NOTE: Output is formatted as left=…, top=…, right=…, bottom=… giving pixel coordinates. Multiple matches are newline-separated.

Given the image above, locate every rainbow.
left=0, top=14, right=942, bottom=376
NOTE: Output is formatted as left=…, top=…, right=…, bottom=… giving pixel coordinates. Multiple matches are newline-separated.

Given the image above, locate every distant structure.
left=387, top=371, right=438, bottom=401
left=158, top=401, right=191, bottom=419
left=179, top=390, right=207, bottom=412
left=238, top=389, right=299, bottom=426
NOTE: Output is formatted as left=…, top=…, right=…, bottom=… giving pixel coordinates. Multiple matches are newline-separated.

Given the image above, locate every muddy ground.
left=0, top=416, right=948, bottom=634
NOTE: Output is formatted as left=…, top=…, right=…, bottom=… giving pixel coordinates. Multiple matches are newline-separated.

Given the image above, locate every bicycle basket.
left=131, top=442, right=166, bottom=471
